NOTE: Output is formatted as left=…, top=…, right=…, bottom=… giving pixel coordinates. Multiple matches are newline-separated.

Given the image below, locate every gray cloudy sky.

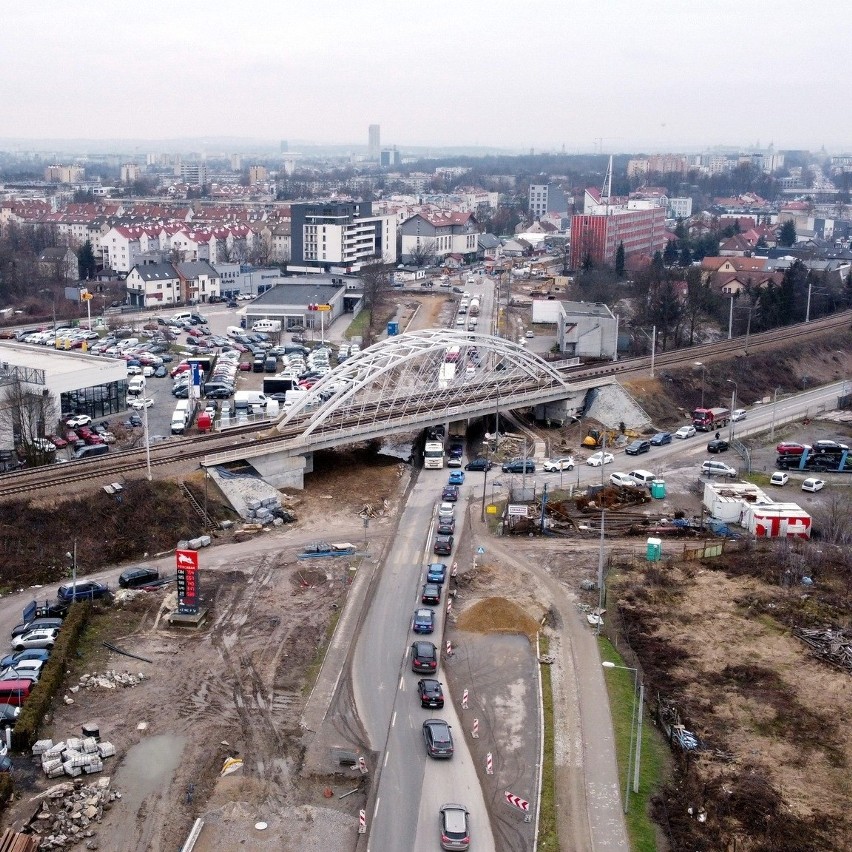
left=2, top=0, right=850, bottom=152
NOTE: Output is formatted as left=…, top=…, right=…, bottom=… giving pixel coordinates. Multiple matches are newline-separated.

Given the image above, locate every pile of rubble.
left=34, top=738, right=116, bottom=779
left=74, top=671, right=146, bottom=691
left=27, top=776, right=118, bottom=849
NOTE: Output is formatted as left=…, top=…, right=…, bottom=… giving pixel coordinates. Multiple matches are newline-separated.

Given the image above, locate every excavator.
left=581, top=427, right=641, bottom=449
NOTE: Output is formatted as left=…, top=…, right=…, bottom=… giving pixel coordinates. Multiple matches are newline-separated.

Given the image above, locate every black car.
left=501, top=459, right=535, bottom=473
left=411, top=640, right=438, bottom=673
left=423, top=719, right=454, bottom=759
left=650, top=432, right=672, bottom=446
left=129, top=414, right=143, bottom=427
left=226, top=300, right=239, bottom=308
left=812, top=440, right=848, bottom=453
left=625, top=439, right=651, bottom=456
left=437, top=518, right=455, bottom=536
left=441, top=486, right=459, bottom=502
left=204, top=386, right=233, bottom=399
left=707, top=438, right=729, bottom=453
left=418, top=679, right=444, bottom=709
left=422, top=583, right=441, bottom=605
left=118, top=565, right=160, bottom=589
left=434, top=535, right=454, bottom=556
left=464, top=457, right=493, bottom=472
left=57, top=580, right=109, bottom=603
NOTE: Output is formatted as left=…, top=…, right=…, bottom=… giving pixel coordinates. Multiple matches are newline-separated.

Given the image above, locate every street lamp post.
left=602, top=661, right=644, bottom=811
left=726, top=379, right=737, bottom=442
left=694, top=362, right=707, bottom=408
left=770, top=386, right=782, bottom=440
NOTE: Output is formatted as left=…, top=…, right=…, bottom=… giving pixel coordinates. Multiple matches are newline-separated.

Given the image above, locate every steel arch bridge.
left=276, top=328, right=573, bottom=440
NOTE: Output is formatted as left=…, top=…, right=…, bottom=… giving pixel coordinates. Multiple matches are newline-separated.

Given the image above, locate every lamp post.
left=602, top=661, right=644, bottom=811
left=770, top=386, right=782, bottom=441
left=726, top=379, right=737, bottom=442
left=694, top=362, right=707, bottom=408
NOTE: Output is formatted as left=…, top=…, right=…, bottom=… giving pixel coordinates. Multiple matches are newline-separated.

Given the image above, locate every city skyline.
left=2, top=1, right=851, bottom=153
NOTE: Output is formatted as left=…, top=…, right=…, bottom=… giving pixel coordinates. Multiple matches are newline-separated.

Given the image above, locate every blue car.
left=0, top=648, right=50, bottom=669
left=427, top=563, right=447, bottom=584
left=412, top=608, right=435, bottom=634
left=448, top=471, right=465, bottom=485
left=650, top=432, right=672, bottom=446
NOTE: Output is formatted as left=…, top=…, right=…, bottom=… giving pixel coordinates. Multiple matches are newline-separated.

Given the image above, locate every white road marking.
left=391, top=711, right=397, bottom=728
left=373, top=796, right=381, bottom=819
left=399, top=676, right=405, bottom=691
left=384, top=750, right=390, bottom=767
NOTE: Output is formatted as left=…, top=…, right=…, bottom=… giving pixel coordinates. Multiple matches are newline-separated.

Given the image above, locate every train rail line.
left=1, top=310, right=848, bottom=500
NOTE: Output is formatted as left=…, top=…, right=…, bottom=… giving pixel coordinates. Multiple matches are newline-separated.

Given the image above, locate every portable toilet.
left=650, top=479, right=666, bottom=499
left=646, top=537, right=662, bottom=562
left=387, top=320, right=399, bottom=336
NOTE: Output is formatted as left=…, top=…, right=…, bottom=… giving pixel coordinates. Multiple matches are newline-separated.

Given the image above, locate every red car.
left=171, top=363, right=191, bottom=378
left=49, top=434, right=68, bottom=449
left=776, top=442, right=810, bottom=455
left=76, top=427, right=93, bottom=439
left=65, top=430, right=78, bottom=444
left=238, top=361, right=252, bottom=371
left=84, top=433, right=104, bottom=445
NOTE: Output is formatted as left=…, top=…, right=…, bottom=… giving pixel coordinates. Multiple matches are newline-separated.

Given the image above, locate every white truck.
left=424, top=440, right=445, bottom=469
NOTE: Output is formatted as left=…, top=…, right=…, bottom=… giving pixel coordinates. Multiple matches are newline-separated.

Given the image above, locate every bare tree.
left=408, top=238, right=437, bottom=268
left=0, top=377, right=58, bottom=467
left=359, top=260, right=394, bottom=344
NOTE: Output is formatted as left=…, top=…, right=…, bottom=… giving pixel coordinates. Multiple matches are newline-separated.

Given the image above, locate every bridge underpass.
left=202, top=328, right=615, bottom=487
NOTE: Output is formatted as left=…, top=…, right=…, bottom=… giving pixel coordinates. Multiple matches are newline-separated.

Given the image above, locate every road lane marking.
left=384, top=750, right=390, bottom=767
left=399, top=676, right=405, bottom=691
left=373, top=796, right=381, bottom=819
left=391, top=711, right=397, bottom=728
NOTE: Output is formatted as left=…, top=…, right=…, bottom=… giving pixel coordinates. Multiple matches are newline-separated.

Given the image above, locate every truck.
left=438, top=362, right=456, bottom=390
left=468, top=298, right=481, bottom=317
left=171, top=399, right=196, bottom=434
left=691, top=407, right=730, bottom=432
left=424, top=437, right=445, bottom=469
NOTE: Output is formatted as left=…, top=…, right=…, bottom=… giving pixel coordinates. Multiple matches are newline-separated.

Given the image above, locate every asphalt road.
left=353, top=468, right=496, bottom=852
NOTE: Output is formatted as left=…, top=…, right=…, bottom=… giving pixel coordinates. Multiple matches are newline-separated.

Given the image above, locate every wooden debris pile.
left=794, top=627, right=852, bottom=672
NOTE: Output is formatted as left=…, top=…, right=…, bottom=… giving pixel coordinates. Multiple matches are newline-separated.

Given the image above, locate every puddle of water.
left=114, top=733, right=187, bottom=821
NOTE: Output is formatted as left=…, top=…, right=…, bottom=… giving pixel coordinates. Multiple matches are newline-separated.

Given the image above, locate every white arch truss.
left=276, top=328, right=571, bottom=437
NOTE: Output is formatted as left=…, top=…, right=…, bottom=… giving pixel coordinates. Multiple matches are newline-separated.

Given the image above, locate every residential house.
left=175, top=261, right=220, bottom=304
left=125, top=262, right=182, bottom=308
left=37, top=247, right=78, bottom=281
left=399, top=211, right=479, bottom=264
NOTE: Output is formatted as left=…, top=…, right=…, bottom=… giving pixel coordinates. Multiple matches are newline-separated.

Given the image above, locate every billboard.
left=176, top=549, right=199, bottom=614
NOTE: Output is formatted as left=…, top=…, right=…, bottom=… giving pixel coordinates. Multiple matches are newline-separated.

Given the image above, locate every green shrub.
left=11, top=602, right=91, bottom=752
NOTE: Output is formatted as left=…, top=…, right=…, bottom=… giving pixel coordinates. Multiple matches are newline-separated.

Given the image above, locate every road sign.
left=507, top=504, right=529, bottom=517
left=176, top=549, right=199, bottom=615
left=504, top=791, right=530, bottom=812
left=476, top=546, right=485, bottom=555
left=486, top=504, right=498, bottom=515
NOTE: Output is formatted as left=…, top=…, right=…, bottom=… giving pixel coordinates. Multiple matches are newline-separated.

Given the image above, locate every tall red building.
left=569, top=205, right=667, bottom=270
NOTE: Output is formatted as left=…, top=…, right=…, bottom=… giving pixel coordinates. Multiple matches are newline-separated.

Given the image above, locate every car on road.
left=129, top=397, right=154, bottom=410
left=0, top=649, right=50, bottom=670
left=675, top=425, right=696, bottom=439
left=731, top=408, right=747, bottom=422
left=802, top=477, right=825, bottom=493
left=427, top=563, right=447, bottom=584
left=625, top=439, right=651, bottom=456
left=770, top=471, right=789, bottom=486
left=423, top=719, right=454, bottom=759
left=586, top=451, right=614, bottom=467
left=650, top=431, right=672, bottom=446
left=609, top=472, right=637, bottom=488
left=501, top=459, right=535, bottom=473
left=13, top=628, right=58, bottom=651
left=118, top=565, right=160, bottom=588
left=422, top=583, right=442, bottom=605
left=65, top=415, right=91, bottom=428
left=0, top=704, right=21, bottom=730
left=57, top=580, right=109, bottom=603
left=412, top=609, right=435, bottom=634
left=418, top=679, right=445, bottom=709
left=434, top=535, right=454, bottom=555
left=441, top=486, right=459, bottom=502
left=446, top=455, right=463, bottom=469
left=439, top=803, right=471, bottom=850
left=464, top=457, right=492, bottom=472
left=11, top=617, right=63, bottom=638
left=542, top=457, right=575, bottom=472
left=447, top=471, right=465, bottom=485
left=701, top=460, right=737, bottom=478
left=437, top=518, right=455, bottom=536
left=776, top=442, right=810, bottom=455
left=411, top=640, right=438, bottom=673
left=707, top=438, right=729, bottom=453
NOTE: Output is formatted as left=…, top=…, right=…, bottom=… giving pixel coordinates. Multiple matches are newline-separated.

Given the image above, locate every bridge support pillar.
left=251, top=452, right=313, bottom=490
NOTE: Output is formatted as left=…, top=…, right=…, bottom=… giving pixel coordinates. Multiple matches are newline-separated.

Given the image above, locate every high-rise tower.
left=368, top=124, right=380, bottom=160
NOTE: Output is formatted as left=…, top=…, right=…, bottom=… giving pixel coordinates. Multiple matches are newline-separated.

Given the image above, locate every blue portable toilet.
left=646, top=537, right=662, bottom=562
left=387, top=320, right=399, bottom=336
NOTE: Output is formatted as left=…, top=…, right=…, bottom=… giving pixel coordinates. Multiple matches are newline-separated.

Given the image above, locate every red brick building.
left=569, top=205, right=667, bottom=270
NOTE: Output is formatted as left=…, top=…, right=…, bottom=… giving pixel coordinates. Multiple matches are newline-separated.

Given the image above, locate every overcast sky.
left=2, top=0, right=850, bottom=153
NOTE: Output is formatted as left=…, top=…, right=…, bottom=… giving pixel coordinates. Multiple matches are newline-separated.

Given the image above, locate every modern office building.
left=368, top=124, right=381, bottom=160
left=289, top=202, right=397, bottom=273
left=528, top=183, right=568, bottom=218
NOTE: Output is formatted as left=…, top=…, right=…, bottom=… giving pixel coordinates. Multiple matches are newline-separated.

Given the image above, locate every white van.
left=252, top=319, right=282, bottom=333
left=627, top=470, right=656, bottom=488
left=234, top=390, right=268, bottom=409
left=127, top=376, right=146, bottom=396
left=172, top=311, right=194, bottom=323
left=226, top=326, right=243, bottom=338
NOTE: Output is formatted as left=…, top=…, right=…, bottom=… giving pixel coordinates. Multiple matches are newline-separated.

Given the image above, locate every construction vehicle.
left=581, top=427, right=640, bottom=449
left=691, top=407, right=730, bottom=432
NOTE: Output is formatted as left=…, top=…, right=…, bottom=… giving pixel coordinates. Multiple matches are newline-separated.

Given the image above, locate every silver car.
left=440, top=803, right=470, bottom=850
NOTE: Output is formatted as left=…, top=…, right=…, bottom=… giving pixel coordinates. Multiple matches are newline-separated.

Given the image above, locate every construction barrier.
left=446, top=598, right=453, bottom=615
left=358, top=809, right=366, bottom=834
left=472, top=718, right=479, bottom=738
left=486, top=752, right=493, bottom=775
left=462, top=688, right=468, bottom=710
left=358, top=756, right=367, bottom=775
left=446, top=640, right=453, bottom=656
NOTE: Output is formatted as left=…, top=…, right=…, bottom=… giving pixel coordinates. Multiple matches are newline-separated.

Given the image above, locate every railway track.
left=1, top=310, right=849, bottom=500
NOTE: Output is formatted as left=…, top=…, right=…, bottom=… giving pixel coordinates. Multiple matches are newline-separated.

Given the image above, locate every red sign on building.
left=176, top=549, right=200, bottom=614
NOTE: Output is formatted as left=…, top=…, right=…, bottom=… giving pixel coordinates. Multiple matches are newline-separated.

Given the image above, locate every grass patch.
left=598, top=637, right=670, bottom=852
left=344, top=310, right=371, bottom=340
left=302, top=608, right=341, bottom=696
left=538, top=634, right=558, bottom=850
